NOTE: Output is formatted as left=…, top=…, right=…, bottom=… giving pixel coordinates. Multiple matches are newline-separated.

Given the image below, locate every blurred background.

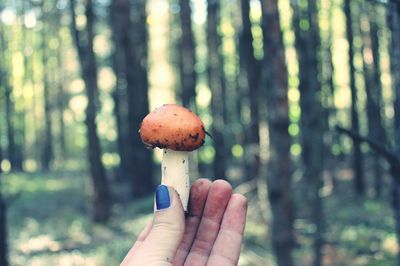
left=0, top=0, right=399, bottom=265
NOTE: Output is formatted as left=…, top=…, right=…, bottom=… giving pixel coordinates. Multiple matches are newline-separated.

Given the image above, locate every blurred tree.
left=40, top=3, right=54, bottom=170
left=207, top=0, right=228, bottom=180
left=388, top=0, right=400, bottom=263
left=319, top=0, right=338, bottom=181
left=0, top=26, right=19, bottom=171
left=0, top=181, right=7, bottom=266
left=13, top=4, right=26, bottom=172
left=69, top=0, right=111, bottom=221
left=178, top=0, right=197, bottom=108
left=130, top=0, right=154, bottom=196
left=291, top=0, right=325, bottom=264
left=0, top=19, right=8, bottom=262
left=110, top=0, right=135, bottom=181
left=361, top=4, right=387, bottom=198
left=0, top=110, right=5, bottom=266
left=345, top=0, right=365, bottom=196
left=110, top=0, right=153, bottom=197
left=0, top=122, right=6, bottom=264
left=260, top=0, right=295, bottom=265
left=239, top=0, right=261, bottom=180
left=56, top=28, right=67, bottom=159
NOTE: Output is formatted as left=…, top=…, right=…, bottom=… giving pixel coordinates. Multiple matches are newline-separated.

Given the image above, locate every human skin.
left=121, top=179, right=248, bottom=266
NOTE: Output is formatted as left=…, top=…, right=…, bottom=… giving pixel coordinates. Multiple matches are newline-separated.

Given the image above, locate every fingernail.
left=156, top=185, right=170, bottom=210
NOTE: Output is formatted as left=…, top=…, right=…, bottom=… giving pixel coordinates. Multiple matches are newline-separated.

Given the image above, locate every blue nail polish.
left=156, top=185, right=170, bottom=210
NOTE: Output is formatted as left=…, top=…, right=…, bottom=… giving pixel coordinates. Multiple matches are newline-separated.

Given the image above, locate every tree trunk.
left=13, top=2, right=28, bottom=172
left=260, top=1, right=295, bottom=265
left=125, top=0, right=154, bottom=197
left=388, top=1, right=400, bottom=264
left=291, top=0, right=325, bottom=265
left=128, top=13, right=154, bottom=196
left=324, top=0, right=339, bottom=190
left=110, top=0, right=133, bottom=181
left=178, top=0, right=197, bottom=108
left=56, top=32, right=67, bottom=159
left=0, top=125, right=7, bottom=264
left=69, top=0, right=111, bottom=222
left=361, top=4, right=387, bottom=198
left=344, top=0, right=365, bottom=196
left=0, top=28, right=15, bottom=171
left=41, top=10, right=54, bottom=171
left=4, top=83, right=15, bottom=170
left=207, top=0, right=227, bottom=180
left=239, top=0, right=261, bottom=181
left=111, top=0, right=154, bottom=197
left=0, top=185, right=7, bottom=266
left=0, top=15, right=24, bottom=173
left=0, top=111, right=6, bottom=266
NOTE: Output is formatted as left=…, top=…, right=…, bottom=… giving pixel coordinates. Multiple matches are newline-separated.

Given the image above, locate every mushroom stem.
left=161, top=149, right=190, bottom=211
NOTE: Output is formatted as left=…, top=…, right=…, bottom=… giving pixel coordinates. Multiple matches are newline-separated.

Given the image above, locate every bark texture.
left=291, top=0, right=325, bottom=264
left=207, top=0, right=227, bottom=180
left=239, top=0, right=261, bottom=180
left=345, top=0, right=365, bottom=195
left=69, top=0, right=111, bottom=221
left=178, top=0, right=197, bottom=108
left=388, top=2, right=400, bottom=264
left=41, top=10, right=54, bottom=170
left=260, top=0, right=295, bottom=265
left=111, top=0, right=153, bottom=196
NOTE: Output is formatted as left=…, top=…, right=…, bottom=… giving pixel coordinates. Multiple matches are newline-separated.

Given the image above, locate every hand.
left=121, top=179, right=248, bottom=266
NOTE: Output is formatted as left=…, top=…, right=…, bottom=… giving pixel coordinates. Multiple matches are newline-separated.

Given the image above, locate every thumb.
left=137, top=185, right=185, bottom=264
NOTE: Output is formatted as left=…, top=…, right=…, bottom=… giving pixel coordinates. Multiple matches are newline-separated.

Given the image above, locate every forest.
left=0, top=0, right=400, bottom=265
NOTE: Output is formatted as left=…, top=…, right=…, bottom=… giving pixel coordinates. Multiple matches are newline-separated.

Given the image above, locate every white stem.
left=161, top=149, right=190, bottom=211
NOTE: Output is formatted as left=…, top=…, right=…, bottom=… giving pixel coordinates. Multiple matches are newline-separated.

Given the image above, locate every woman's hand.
left=121, top=179, right=248, bottom=266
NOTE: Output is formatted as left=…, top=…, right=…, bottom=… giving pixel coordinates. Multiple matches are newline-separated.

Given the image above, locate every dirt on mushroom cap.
left=139, top=104, right=206, bottom=151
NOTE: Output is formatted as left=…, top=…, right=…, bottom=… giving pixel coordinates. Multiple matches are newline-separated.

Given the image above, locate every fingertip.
left=231, top=193, right=248, bottom=213
left=192, top=178, right=212, bottom=187
left=187, top=179, right=211, bottom=216
left=212, top=179, right=233, bottom=193
left=190, top=179, right=212, bottom=197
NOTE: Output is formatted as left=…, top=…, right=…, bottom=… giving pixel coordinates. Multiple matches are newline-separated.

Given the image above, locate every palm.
left=173, top=179, right=247, bottom=266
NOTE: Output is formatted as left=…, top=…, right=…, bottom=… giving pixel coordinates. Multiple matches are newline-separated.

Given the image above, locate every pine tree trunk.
left=239, top=0, right=261, bottom=181
left=4, top=83, right=16, bottom=170
left=126, top=0, right=153, bottom=197
left=0, top=35, right=7, bottom=263
left=391, top=2, right=400, bottom=156
left=260, top=1, right=295, bottom=265
left=0, top=25, right=16, bottom=171
left=361, top=4, right=386, bottom=198
left=111, top=0, right=154, bottom=196
left=53, top=12, right=67, bottom=160
left=41, top=12, right=53, bottom=171
left=291, top=0, right=325, bottom=265
left=0, top=120, right=6, bottom=266
left=130, top=0, right=154, bottom=196
left=56, top=33, right=66, bottom=159
left=344, top=0, right=365, bottom=195
left=13, top=4, right=27, bottom=172
left=110, top=0, right=133, bottom=181
left=388, top=1, right=400, bottom=264
left=207, top=0, right=227, bottom=180
left=0, top=186, right=7, bottom=266
left=178, top=0, right=197, bottom=108
left=70, top=0, right=111, bottom=222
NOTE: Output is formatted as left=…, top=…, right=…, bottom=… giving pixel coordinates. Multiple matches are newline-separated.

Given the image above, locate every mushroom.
left=140, top=104, right=206, bottom=211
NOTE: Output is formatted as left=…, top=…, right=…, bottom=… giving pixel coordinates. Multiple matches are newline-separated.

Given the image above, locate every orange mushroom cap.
left=140, top=104, right=206, bottom=151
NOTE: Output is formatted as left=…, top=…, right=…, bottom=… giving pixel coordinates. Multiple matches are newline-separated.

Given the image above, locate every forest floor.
left=2, top=169, right=398, bottom=266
